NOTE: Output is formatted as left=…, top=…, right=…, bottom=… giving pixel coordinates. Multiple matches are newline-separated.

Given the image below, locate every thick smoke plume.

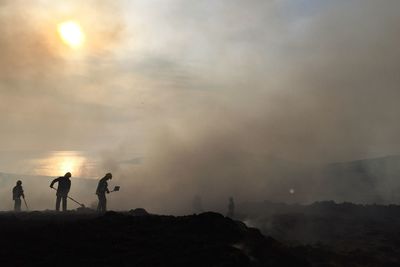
left=1, top=1, right=400, bottom=213
left=107, top=0, right=400, bottom=213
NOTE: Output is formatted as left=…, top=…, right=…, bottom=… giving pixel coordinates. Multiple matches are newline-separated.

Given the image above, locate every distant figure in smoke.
left=227, top=197, right=235, bottom=218
left=50, top=172, right=72, bottom=212
left=12, top=180, right=25, bottom=212
left=96, top=173, right=112, bottom=213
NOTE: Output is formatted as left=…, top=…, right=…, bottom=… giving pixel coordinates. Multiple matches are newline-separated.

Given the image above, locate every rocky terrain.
left=0, top=210, right=309, bottom=267
left=239, top=201, right=400, bottom=266
left=1, top=202, right=399, bottom=266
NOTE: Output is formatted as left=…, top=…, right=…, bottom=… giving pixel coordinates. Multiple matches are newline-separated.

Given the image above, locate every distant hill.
left=320, top=155, right=400, bottom=204
left=255, top=155, right=400, bottom=204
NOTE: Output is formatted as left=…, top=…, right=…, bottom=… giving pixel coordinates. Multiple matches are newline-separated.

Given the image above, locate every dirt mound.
left=128, top=208, right=150, bottom=216
left=0, top=211, right=309, bottom=267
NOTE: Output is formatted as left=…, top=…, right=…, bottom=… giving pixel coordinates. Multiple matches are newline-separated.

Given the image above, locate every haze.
left=1, top=0, right=400, bottom=213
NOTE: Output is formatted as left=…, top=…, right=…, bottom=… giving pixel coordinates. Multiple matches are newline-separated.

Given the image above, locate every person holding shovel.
left=12, top=180, right=25, bottom=212
left=50, top=172, right=72, bottom=212
left=96, top=173, right=112, bottom=213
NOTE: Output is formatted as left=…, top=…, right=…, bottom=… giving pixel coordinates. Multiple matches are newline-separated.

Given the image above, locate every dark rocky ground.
left=238, top=201, right=400, bottom=267
left=2, top=202, right=398, bottom=267
left=0, top=210, right=309, bottom=267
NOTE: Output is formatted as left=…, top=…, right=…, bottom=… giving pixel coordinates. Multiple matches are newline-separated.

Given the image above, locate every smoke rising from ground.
left=1, top=1, right=400, bottom=212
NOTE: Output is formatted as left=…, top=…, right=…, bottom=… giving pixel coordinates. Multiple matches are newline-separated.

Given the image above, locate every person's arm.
left=50, top=178, right=59, bottom=188
left=106, top=182, right=110, bottom=194
left=21, top=188, right=25, bottom=198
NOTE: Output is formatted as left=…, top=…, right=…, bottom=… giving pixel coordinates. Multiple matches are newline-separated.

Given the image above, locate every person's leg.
left=14, top=199, right=20, bottom=212
left=97, top=195, right=102, bottom=212
left=62, top=196, right=67, bottom=211
left=16, top=199, right=21, bottom=212
left=99, top=194, right=106, bottom=212
left=103, top=197, right=107, bottom=212
left=56, top=196, right=61, bottom=211
left=99, top=194, right=104, bottom=212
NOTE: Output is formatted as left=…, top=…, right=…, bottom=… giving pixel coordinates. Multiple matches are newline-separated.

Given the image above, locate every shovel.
left=51, top=187, right=86, bottom=208
left=109, top=186, right=120, bottom=193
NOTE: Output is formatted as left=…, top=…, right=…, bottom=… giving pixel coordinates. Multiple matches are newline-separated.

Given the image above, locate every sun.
left=57, top=21, right=85, bottom=48
left=59, top=160, right=75, bottom=175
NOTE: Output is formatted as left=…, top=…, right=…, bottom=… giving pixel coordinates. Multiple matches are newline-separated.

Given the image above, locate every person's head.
left=65, top=172, right=72, bottom=178
left=105, top=173, right=112, bottom=180
left=16, top=180, right=22, bottom=186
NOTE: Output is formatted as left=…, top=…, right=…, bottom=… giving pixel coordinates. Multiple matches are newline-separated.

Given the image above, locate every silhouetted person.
left=12, top=180, right=24, bottom=212
left=96, top=173, right=112, bottom=212
left=50, top=172, right=72, bottom=211
left=227, top=197, right=235, bottom=218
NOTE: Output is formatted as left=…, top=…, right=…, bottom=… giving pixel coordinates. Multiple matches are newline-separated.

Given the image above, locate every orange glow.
left=57, top=21, right=85, bottom=48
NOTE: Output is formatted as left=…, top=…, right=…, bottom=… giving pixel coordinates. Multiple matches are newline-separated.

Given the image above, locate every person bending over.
left=50, top=172, right=72, bottom=212
left=96, top=173, right=112, bottom=212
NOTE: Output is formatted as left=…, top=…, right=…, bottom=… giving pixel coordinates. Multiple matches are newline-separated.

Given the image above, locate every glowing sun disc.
left=57, top=21, right=85, bottom=48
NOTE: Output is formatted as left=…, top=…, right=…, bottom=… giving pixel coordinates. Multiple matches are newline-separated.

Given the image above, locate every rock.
left=128, top=208, right=150, bottom=216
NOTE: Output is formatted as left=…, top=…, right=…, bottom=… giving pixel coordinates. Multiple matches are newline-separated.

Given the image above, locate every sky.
left=1, top=0, right=400, bottom=212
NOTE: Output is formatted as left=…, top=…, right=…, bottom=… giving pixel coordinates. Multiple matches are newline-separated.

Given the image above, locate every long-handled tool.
left=109, top=186, right=120, bottom=193
left=51, top=187, right=86, bottom=208
left=23, top=197, right=29, bottom=211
